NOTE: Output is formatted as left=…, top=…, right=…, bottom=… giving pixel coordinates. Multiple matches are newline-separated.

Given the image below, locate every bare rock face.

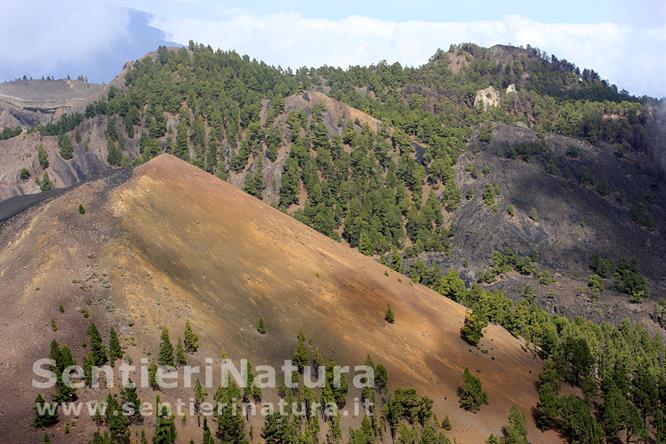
left=0, top=116, right=120, bottom=201
left=506, top=83, right=517, bottom=95
left=474, top=86, right=500, bottom=111
left=0, top=79, right=106, bottom=127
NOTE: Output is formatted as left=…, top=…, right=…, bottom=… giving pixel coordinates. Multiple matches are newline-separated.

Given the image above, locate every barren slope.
left=0, top=79, right=106, bottom=127
left=0, top=155, right=559, bottom=443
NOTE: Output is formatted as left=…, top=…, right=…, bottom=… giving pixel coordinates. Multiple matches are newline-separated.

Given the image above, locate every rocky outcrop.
left=474, top=86, right=500, bottom=111
left=506, top=83, right=517, bottom=95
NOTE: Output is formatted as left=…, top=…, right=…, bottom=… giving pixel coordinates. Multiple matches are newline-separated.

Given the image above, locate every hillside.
left=0, top=79, right=106, bottom=128
left=0, top=154, right=556, bottom=443
left=0, top=42, right=665, bottom=443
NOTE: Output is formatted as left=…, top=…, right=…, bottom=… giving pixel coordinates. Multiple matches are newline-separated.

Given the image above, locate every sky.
left=1, top=0, right=665, bottom=97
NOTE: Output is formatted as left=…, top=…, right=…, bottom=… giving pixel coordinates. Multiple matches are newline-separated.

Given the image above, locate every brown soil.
left=0, top=155, right=561, bottom=443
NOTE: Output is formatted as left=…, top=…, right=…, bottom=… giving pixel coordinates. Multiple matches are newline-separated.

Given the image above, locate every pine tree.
left=78, top=204, right=85, bottom=215
left=105, top=394, right=130, bottom=444
left=214, top=382, right=246, bottom=443
left=39, top=172, right=52, bottom=192
left=109, top=327, right=123, bottom=362
left=49, top=339, right=61, bottom=368
left=90, top=431, right=111, bottom=444
left=460, top=310, right=488, bottom=346
left=107, top=140, right=122, bottom=166
left=375, top=364, right=388, bottom=392
left=243, top=159, right=264, bottom=198
left=559, top=395, right=604, bottom=444
left=154, top=404, right=177, bottom=444
left=442, top=415, right=452, bottom=430
left=55, top=344, right=75, bottom=371
left=33, top=394, right=58, bottom=427
left=38, top=144, right=49, bottom=168
left=183, top=321, right=199, bottom=353
left=459, top=368, right=488, bottom=412
left=58, top=133, right=73, bottom=159
left=176, top=338, right=187, bottom=366
left=149, top=359, right=159, bottom=389
left=243, top=361, right=262, bottom=402
left=257, top=318, right=266, bottom=335
left=121, top=379, right=143, bottom=424
left=384, top=305, right=395, bottom=323
left=262, top=412, right=296, bottom=443
left=504, top=405, right=528, bottom=444
left=358, top=231, right=373, bottom=255
left=49, top=342, right=77, bottom=403
left=194, top=377, right=205, bottom=414
left=82, top=352, right=95, bottom=386
left=292, top=330, right=309, bottom=371
left=158, top=327, right=174, bottom=366
left=53, top=370, right=77, bottom=403
left=87, top=323, right=108, bottom=366
left=536, top=383, right=560, bottom=430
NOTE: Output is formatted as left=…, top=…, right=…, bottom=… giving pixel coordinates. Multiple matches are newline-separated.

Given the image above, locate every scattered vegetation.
left=459, top=368, right=488, bottom=412
left=0, top=126, right=22, bottom=140
left=589, top=255, right=649, bottom=302
left=482, top=183, right=501, bottom=208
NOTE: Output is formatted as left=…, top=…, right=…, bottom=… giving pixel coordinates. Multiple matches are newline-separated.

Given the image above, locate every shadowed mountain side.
left=425, top=123, right=666, bottom=327
left=0, top=154, right=559, bottom=443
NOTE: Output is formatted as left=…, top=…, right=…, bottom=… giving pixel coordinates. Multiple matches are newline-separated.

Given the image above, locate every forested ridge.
left=20, top=41, right=666, bottom=443
left=35, top=43, right=661, bottom=256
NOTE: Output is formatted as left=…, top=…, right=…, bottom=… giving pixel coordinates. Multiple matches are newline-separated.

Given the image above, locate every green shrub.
left=614, top=258, right=649, bottom=302
left=590, top=255, right=615, bottom=278
left=539, top=271, right=555, bottom=286
left=587, top=274, right=603, bottom=299
left=566, top=145, right=581, bottom=158
left=482, top=183, right=501, bottom=207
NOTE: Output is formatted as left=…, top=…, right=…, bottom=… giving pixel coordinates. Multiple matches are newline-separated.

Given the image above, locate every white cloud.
left=0, top=2, right=130, bottom=78
left=151, top=11, right=666, bottom=97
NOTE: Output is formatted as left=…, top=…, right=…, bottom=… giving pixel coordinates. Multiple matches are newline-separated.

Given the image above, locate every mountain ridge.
left=0, top=154, right=556, bottom=443
left=1, top=41, right=665, bottom=443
